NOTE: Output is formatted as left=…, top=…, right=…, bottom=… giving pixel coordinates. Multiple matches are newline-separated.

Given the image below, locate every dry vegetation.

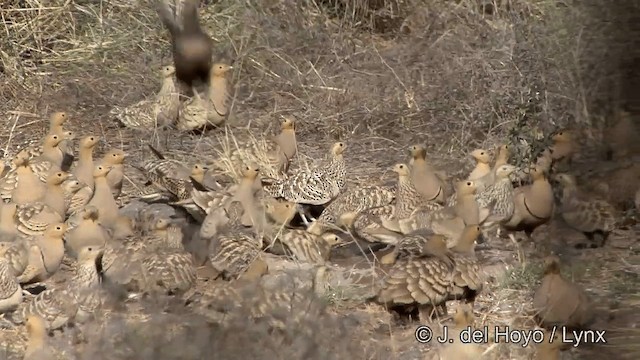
left=0, top=0, right=639, bottom=359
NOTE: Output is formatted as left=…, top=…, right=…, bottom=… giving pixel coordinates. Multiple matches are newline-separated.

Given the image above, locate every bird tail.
left=181, top=0, right=205, bottom=35
left=157, top=0, right=181, bottom=37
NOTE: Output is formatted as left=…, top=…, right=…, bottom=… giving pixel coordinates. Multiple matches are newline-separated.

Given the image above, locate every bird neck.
left=275, top=131, right=296, bottom=158
left=44, top=185, right=66, bottom=215
left=413, top=156, right=429, bottom=167
left=72, top=261, right=100, bottom=288
left=78, top=146, right=94, bottom=163
left=472, top=163, right=491, bottom=174
left=42, top=146, right=63, bottom=166
left=239, top=177, right=258, bottom=192
left=210, top=76, right=227, bottom=87
left=190, top=172, right=205, bottom=184
left=94, top=176, right=108, bottom=188
left=160, top=77, right=176, bottom=93
left=42, top=236, right=65, bottom=261
left=49, top=124, right=64, bottom=134
left=493, top=155, right=508, bottom=169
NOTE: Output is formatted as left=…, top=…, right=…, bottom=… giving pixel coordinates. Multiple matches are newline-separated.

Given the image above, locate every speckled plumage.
left=376, top=235, right=455, bottom=320
left=209, top=202, right=265, bottom=280
left=311, top=185, right=395, bottom=233
left=262, top=142, right=346, bottom=205
left=474, top=164, right=516, bottom=225
left=139, top=223, right=196, bottom=294
left=278, top=230, right=340, bottom=264
left=0, top=257, right=21, bottom=313
left=111, top=65, right=179, bottom=130
left=20, top=246, right=102, bottom=330
left=555, top=173, right=617, bottom=246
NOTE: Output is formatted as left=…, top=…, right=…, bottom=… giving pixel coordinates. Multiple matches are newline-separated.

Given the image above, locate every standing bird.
left=157, top=0, right=214, bottom=91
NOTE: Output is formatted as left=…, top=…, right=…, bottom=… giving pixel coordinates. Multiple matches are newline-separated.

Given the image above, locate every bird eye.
left=56, top=226, right=61, bottom=230
left=467, top=182, right=472, bottom=186
left=480, top=152, right=484, bottom=155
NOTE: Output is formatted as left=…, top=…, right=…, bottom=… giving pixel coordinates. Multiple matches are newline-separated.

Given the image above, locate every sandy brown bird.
left=72, top=135, right=100, bottom=189
left=504, top=164, right=555, bottom=237
left=262, top=142, right=347, bottom=225
left=110, top=65, right=179, bottom=131
left=467, top=149, right=492, bottom=181
left=20, top=245, right=103, bottom=331
left=307, top=185, right=395, bottom=235
left=0, top=255, right=21, bottom=313
left=205, top=63, right=233, bottom=126
left=262, top=198, right=298, bottom=227
left=208, top=201, right=267, bottom=281
left=408, top=145, right=447, bottom=203
left=17, top=223, right=67, bottom=285
left=139, top=222, right=196, bottom=295
left=0, top=202, right=19, bottom=240
left=604, top=110, right=640, bottom=160
left=447, top=225, right=484, bottom=308
left=0, top=241, right=29, bottom=277
left=157, top=0, right=213, bottom=90
left=469, top=146, right=511, bottom=193
left=405, top=180, right=480, bottom=240
left=23, top=315, right=53, bottom=360
left=474, top=164, right=516, bottom=229
left=87, top=165, right=119, bottom=228
left=64, top=205, right=109, bottom=259
left=554, top=173, right=617, bottom=247
left=549, top=130, right=577, bottom=170
left=99, top=149, right=127, bottom=199
left=375, top=234, right=455, bottom=321
left=532, top=255, right=594, bottom=330
left=434, top=303, right=484, bottom=360
left=228, top=115, right=299, bottom=178
left=15, top=170, right=69, bottom=237
left=4, top=154, right=46, bottom=206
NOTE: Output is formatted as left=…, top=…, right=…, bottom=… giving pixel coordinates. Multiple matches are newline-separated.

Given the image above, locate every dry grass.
left=1, top=0, right=639, bottom=359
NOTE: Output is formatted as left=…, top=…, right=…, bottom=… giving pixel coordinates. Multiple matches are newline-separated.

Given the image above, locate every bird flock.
left=0, top=107, right=637, bottom=358
left=0, top=1, right=638, bottom=359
